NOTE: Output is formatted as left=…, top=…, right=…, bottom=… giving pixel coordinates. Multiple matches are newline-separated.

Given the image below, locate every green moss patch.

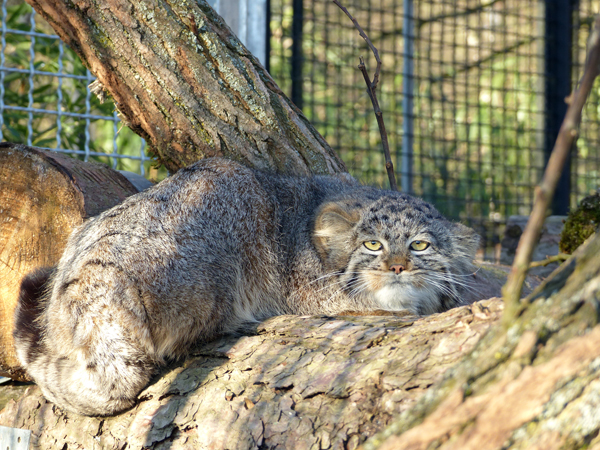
left=559, top=191, right=600, bottom=254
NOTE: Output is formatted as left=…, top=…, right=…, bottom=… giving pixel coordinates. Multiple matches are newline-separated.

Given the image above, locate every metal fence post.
left=290, top=0, right=303, bottom=110
left=542, top=0, right=574, bottom=215
left=401, top=0, right=414, bottom=194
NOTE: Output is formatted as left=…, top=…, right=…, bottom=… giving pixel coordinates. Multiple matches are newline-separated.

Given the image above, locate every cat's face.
left=313, top=191, right=480, bottom=314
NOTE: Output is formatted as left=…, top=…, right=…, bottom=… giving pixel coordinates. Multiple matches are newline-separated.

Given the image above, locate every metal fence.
left=1, top=0, right=600, bottom=259
left=0, top=1, right=152, bottom=177
left=270, top=0, right=600, bottom=259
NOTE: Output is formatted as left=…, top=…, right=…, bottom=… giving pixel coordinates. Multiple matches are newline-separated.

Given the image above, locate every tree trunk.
left=0, top=143, right=139, bottom=380
left=24, top=0, right=346, bottom=176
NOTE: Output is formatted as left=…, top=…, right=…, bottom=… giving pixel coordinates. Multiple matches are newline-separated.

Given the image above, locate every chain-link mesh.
left=270, top=0, right=600, bottom=260
left=573, top=0, right=600, bottom=205
left=0, top=1, right=149, bottom=175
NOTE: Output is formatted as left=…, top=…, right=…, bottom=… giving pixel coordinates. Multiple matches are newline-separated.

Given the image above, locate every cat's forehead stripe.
left=366, top=197, right=441, bottom=220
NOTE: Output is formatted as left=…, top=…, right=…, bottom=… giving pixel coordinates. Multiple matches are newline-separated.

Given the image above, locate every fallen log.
left=0, top=298, right=503, bottom=449
left=0, top=143, right=140, bottom=379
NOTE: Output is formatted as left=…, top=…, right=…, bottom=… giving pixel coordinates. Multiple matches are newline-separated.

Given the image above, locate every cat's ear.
left=451, top=222, right=481, bottom=259
left=313, top=202, right=360, bottom=269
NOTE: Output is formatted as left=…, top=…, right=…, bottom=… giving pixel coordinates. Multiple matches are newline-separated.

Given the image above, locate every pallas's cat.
left=14, top=158, right=479, bottom=416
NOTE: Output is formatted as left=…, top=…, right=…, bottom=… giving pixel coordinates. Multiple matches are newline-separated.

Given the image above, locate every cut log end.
left=0, top=143, right=140, bottom=378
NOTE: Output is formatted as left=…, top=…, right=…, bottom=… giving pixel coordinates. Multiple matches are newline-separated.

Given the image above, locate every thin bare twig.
left=528, top=254, right=570, bottom=269
left=502, top=15, right=600, bottom=323
left=332, top=0, right=398, bottom=191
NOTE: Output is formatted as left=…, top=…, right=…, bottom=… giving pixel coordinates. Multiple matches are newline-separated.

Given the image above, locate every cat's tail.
left=13, top=268, right=52, bottom=371
left=13, top=268, right=154, bottom=416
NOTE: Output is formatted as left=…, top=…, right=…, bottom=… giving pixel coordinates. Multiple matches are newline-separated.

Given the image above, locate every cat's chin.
left=373, top=284, right=442, bottom=315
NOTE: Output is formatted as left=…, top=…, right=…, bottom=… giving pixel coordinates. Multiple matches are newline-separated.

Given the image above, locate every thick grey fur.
left=13, top=158, right=479, bottom=416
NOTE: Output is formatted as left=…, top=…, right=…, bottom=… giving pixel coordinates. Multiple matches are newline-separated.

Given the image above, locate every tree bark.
left=0, top=299, right=503, bottom=449
left=0, top=143, right=139, bottom=380
left=24, top=0, right=346, bottom=176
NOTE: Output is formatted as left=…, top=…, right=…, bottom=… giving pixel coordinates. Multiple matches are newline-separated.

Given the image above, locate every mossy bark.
left=559, top=192, right=600, bottom=254
left=24, top=0, right=346, bottom=176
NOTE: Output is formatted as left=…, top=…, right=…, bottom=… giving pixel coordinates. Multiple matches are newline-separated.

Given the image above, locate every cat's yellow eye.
left=364, top=240, right=383, bottom=251
left=410, top=240, right=430, bottom=251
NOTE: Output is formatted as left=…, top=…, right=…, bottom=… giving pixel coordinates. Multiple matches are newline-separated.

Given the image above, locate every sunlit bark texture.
left=0, top=300, right=502, bottom=449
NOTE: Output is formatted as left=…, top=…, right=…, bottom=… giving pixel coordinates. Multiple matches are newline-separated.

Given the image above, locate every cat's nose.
left=389, top=264, right=405, bottom=274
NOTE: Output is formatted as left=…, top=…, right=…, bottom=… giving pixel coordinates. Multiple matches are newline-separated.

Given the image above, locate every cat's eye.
left=364, top=240, right=383, bottom=251
left=410, top=240, right=430, bottom=251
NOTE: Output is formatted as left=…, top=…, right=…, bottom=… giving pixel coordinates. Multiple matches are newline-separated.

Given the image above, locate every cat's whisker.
left=421, top=270, right=477, bottom=289
left=323, top=276, right=367, bottom=306
left=419, top=267, right=478, bottom=279
left=307, top=271, right=365, bottom=287
left=425, top=282, right=454, bottom=301
left=312, top=273, right=365, bottom=295
left=419, top=274, right=462, bottom=297
left=306, top=272, right=343, bottom=285
left=288, top=271, right=366, bottom=301
left=347, top=280, right=370, bottom=299
left=324, top=286, right=349, bottom=306
left=424, top=273, right=482, bottom=296
left=314, top=278, right=352, bottom=294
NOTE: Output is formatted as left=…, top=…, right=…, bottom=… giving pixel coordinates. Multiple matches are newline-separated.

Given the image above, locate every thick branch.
left=24, top=0, right=346, bottom=176
left=0, top=300, right=502, bottom=449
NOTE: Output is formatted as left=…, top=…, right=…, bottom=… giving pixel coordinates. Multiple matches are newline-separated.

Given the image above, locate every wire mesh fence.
left=270, top=0, right=600, bottom=259
left=1, top=0, right=600, bottom=259
left=0, top=0, right=149, bottom=175
left=573, top=0, right=600, bottom=209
